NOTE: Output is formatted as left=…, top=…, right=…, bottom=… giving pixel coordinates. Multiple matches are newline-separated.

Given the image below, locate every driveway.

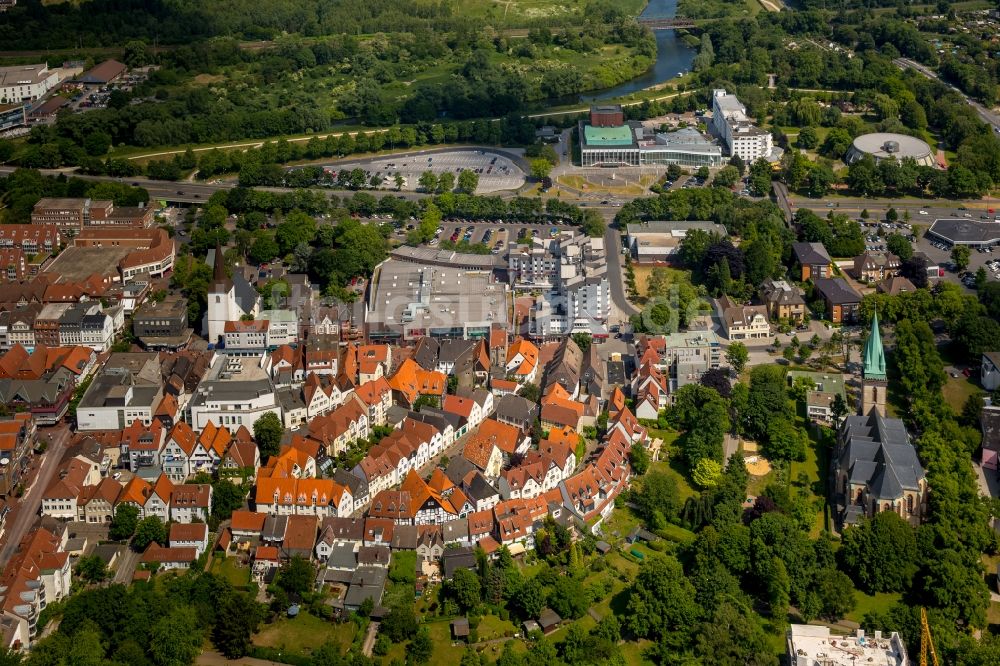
left=113, top=547, right=141, bottom=584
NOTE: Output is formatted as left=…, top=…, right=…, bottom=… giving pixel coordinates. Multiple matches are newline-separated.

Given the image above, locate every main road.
left=894, top=57, right=1000, bottom=132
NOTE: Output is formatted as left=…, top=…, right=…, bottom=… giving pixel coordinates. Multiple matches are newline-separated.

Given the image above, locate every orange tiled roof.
left=198, top=421, right=232, bottom=457
left=468, top=418, right=521, bottom=455
left=506, top=337, right=539, bottom=376
left=230, top=510, right=267, bottom=533
left=442, top=394, right=475, bottom=419
left=167, top=421, right=198, bottom=457
left=117, top=476, right=152, bottom=506
left=388, top=358, right=446, bottom=405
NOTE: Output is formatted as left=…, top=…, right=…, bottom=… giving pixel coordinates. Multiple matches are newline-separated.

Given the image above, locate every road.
left=603, top=224, right=640, bottom=321
left=0, top=424, right=71, bottom=567
left=894, top=57, right=1000, bottom=132
left=113, top=547, right=141, bottom=584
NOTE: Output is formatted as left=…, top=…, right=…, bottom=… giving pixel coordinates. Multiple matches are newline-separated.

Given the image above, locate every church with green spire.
left=860, top=311, right=887, bottom=415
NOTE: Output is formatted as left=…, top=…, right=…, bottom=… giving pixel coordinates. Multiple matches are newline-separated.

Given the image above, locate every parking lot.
left=328, top=149, right=525, bottom=194
left=392, top=220, right=577, bottom=254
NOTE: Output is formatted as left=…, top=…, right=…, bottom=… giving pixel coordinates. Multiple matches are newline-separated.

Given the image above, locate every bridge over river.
left=636, top=17, right=695, bottom=30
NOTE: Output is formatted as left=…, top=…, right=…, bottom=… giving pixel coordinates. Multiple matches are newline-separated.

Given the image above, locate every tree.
left=83, top=131, right=112, bottom=157
left=900, top=255, right=929, bottom=289
left=748, top=158, right=772, bottom=196
left=110, top=504, right=140, bottom=541
left=816, top=570, right=857, bottom=621
left=624, top=554, right=699, bottom=649
left=839, top=512, right=918, bottom=593
left=407, top=626, right=433, bottom=664
left=726, top=342, right=748, bottom=375
left=693, top=33, right=714, bottom=71
left=762, top=417, right=807, bottom=462
left=571, top=332, right=592, bottom=353
left=122, top=40, right=150, bottom=68
left=691, top=458, right=722, bottom=488
left=276, top=556, right=314, bottom=597
left=796, top=126, right=819, bottom=149
left=669, top=384, right=729, bottom=467
left=150, top=606, right=203, bottom=666
left=381, top=605, right=418, bottom=641
left=211, top=479, right=245, bottom=520
left=213, top=591, right=263, bottom=658
left=458, top=169, right=479, bottom=194
left=548, top=575, right=589, bottom=620
left=581, top=209, right=605, bottom=237
left=886, top=234, right=913, bottom=261
left=253, top=412, right=282, bottom=460
left=373, top=633, right=392, bottom=656
left=132, top=516, right=167, bottom=551
left=510, top=578, right=545, bottom=620
left=951, top=245, right=971, bottom=271
left=529, top=158, right=552, bottom=181
left=729, top=154, right=745, bottom=176
left=449, top=568, right=482, bottom=612
left=437, top=171, right=455, bottom=194
left=633, top=471, right=680, bottom=525
left=418, top=171, right=438, bottom=192
left=629, top=444, right=650, bottom=475
left=519, top=382, right=541, bottom=403
left=713, top=165, right=740, bottom=188
left=694, top=602, right=775, bottom=666
left=831, top=393, right=848, bottom=427
left=75, top=555, right=108, bottom=583
left=696, top=165, right=710, bottom=181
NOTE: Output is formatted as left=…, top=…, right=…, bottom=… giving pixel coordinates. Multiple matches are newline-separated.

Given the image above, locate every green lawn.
left=383, top=579, right=416, bottom=610
left=942, top=375, right=979, bottom=414
left=476, top=614, right=518, bottom=641
left=425, top=620, right=468, bottom=663
left=254, top=612, right=352, bottom=654
left=602, top=505, right=642, bottom=542
left=209, top=555, right=252, bottom=589
left=791, top=418, right=834, bottom=536
left=844, top=591, right=902, bottom=624
left=620, top=638, right=655, bottom=666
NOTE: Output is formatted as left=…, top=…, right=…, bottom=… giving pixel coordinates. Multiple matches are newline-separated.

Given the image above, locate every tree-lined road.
left=894, top=57, right=1000, bottom=132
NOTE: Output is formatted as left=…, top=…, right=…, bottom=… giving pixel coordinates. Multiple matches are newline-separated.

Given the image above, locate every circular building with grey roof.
left=845, top=132, right=935, bottom=167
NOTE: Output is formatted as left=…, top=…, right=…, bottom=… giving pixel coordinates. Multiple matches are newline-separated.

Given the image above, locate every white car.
left=919, top=210, right=928, bottom=215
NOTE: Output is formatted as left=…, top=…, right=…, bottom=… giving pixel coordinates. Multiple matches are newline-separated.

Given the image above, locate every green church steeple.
left=862, top=310, right=887, bottom=381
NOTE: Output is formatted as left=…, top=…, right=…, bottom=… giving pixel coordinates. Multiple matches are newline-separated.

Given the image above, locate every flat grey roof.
left=367, top=260, right=508, bottom=330
left=43, top=246, right=131, bottom=282
left=390, top=245, right=504, bottom=269
left=928, top=219, right=1000, bottom=245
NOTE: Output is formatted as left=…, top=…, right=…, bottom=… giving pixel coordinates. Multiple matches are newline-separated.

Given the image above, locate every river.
left=580, top=0, right=695, bottom=101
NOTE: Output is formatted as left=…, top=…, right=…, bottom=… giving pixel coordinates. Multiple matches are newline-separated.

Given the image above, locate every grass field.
left=942, top=374, right=980, bottom=414
left=844, top=591, right=902, bottom=624
left=209, top=556, right=252, bottom=589
left=630, top=265, right=695, bottom=300
left=461, top=0, right=648, bottom=23
left=556, top=173, right=659, bottom=197
left=254, top=612, right=356, bottom=654
left=791, top=418, right=833, bottom=536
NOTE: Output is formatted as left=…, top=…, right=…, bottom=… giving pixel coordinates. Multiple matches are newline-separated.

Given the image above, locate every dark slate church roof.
left=839, top=411, right=924, bottom=501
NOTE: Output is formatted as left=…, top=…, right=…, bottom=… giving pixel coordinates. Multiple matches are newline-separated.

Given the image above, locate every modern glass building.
left=578, top=106, right=722, bottom=168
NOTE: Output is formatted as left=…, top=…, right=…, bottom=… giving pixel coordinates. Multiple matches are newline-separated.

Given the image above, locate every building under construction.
left=787, top=625, right=909, bottom=666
